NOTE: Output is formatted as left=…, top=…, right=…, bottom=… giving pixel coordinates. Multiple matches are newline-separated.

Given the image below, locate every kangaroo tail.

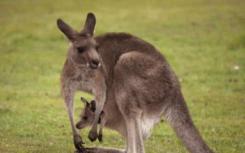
left=163, top=90, right=214, bottom=153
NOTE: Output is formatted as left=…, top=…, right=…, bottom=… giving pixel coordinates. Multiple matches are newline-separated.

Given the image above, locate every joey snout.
left=76, top=121, right=83, bottom=129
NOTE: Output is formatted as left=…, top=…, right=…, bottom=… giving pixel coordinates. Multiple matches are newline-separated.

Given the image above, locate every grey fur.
left=57, top=13, right=214, bottom=153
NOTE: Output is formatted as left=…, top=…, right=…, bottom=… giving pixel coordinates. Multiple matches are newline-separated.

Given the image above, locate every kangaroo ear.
left=83, top=12, right=96, bottom=35
left=90, top=100, right=96, bottom=112
left=57, top=18, right=77, bottom=41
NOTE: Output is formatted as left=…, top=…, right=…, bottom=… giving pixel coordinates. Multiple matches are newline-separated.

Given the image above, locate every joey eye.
left=83, top=116, right=88, bottom=120
left=77, top=47, right=86, bottom=53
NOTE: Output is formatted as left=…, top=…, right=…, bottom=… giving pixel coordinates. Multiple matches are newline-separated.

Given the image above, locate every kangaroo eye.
left=77, top=47, right=86, bottom=53
left=83, top=116, right=88, bottom=120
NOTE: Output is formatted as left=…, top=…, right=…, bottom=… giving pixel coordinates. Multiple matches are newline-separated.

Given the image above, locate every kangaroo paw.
left=74, top=135, right=86, bottom=152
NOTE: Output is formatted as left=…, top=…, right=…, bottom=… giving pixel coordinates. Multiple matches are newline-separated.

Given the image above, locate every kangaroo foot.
left=85, top=147, right=125, bottom=153
left=88, top=130, right=98, bottom=142
left=74, top=135, right=86, bottom=152
left=74, top=149, right=87, bottom=153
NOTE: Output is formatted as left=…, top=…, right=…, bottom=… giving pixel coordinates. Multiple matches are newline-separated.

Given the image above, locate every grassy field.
left=0, top=0, right=244, bottom=152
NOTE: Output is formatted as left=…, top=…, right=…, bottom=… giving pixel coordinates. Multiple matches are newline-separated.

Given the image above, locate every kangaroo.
left=57, top=13, right=214, bottom=153
left=57, top=13, right=107, bottom=152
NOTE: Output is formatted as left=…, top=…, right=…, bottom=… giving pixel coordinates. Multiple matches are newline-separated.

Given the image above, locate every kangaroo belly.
left=105, top=118, right=127, bottom=137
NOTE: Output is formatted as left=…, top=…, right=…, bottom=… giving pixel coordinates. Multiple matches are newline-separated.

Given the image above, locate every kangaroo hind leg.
left=120, top=102, right=145, bottom=153
left=113, top=51, right=157, bottom=153
left=114, top=88, right=145, bottom=153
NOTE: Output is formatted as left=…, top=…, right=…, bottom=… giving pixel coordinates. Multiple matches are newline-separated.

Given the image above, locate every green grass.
left=0, top=0, right=244, bottom=152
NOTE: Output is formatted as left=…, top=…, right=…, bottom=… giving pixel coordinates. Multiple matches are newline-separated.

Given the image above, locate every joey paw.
left=98, top=134, right=103, bottom=142
left=88, top=130, right=98, bottom=142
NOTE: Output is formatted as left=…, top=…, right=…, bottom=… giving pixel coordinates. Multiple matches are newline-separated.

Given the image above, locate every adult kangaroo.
left=57, top=12, right=214, bottom=153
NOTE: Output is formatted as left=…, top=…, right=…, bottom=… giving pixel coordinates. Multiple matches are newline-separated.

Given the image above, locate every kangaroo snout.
left=89, top=59, right=100, bottom=69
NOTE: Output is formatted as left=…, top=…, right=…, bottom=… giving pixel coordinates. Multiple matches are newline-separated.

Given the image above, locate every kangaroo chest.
left=74, top=68, right=96, bottom=93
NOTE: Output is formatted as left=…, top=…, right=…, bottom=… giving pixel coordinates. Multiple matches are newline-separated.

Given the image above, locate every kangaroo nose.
left=90, top=60, right=100, bottom=69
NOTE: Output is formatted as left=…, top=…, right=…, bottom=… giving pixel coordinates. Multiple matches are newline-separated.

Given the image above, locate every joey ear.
left=81, top=97, right=89, bottom=104
left=57, top=18, right=77, bottom=41
left=81, top=97, right=90, bottom=108
left=90, top=100, right=96, bottom=112
left=83, top=12, right=96, bottom=35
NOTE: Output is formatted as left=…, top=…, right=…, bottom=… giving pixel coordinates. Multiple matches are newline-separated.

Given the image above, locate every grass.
left=0, top=0, right=244, bottom=152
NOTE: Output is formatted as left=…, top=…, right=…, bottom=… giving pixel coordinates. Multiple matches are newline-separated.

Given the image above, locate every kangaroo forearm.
left=92, top=80, right=106, bottom=128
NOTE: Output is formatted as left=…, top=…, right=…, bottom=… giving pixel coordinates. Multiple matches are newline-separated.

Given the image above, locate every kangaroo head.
left=76, top=97, right=96, bottom=129
left=57, top=13, right=100, bottom=69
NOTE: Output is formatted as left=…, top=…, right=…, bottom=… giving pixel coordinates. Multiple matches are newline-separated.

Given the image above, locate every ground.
left=0, top=0, right=244, bottom=153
